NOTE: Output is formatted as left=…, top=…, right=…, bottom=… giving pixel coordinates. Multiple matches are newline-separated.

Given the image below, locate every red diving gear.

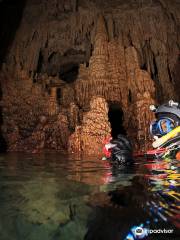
left=103, top=136, right=112, bottom=158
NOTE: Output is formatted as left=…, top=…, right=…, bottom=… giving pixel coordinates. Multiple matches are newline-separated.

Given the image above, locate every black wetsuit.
left=110, top=134, right=133, bottom=166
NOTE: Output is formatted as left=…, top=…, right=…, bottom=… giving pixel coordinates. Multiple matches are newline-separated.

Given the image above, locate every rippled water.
left=0, top=153, right=179, bottom=240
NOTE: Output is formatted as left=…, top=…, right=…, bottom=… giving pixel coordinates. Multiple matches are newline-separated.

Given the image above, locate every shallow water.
left=0, top=153, right=179, bottom=240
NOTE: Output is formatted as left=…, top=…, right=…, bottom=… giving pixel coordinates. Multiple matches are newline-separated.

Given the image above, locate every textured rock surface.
left=0, top=0, right=179, bottom=153
left=68, top=97, right=111, bottom=155
left=3, top=0, right=179, bottom=101
left=0, top=71, right=70, bottom=152
left=74, top=15, right=156, bottom=151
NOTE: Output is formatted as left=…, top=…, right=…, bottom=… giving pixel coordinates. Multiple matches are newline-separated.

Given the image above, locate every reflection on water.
left=0, top=153, right=179, bottom=240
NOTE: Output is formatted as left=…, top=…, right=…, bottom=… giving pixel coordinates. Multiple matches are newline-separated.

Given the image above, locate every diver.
left=103, top=100, right=180, bottom=163
left=149, top=100, right=180, bottom=159
left=103, top=134, right=133, bottom=166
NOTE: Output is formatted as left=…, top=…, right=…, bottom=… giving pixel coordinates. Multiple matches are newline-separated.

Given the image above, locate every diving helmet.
left=150, top=100, right=180, bottom=137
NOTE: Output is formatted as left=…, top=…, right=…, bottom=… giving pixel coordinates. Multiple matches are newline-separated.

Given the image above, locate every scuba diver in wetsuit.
left=110, top=134, right=133, bottom=165
left=103, top=100, right=180, bottom=163
left=103, top=134, right=133, bottom=166
left=149, top=100, right=180, bottom=159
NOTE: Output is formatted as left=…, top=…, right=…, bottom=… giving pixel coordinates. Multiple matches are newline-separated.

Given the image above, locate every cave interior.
left=0, top=0, right=179, bottom=154
left=108, top=102, right=126, bottom=138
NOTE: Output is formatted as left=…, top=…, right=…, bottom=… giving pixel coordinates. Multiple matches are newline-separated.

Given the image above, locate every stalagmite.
left=0, top=0, right=179, bottom=153
left=48, top=87, right=59, bottom=116
left=125, top=47, right=156, bottom=150
left=68, top=97, right=111, bottom=155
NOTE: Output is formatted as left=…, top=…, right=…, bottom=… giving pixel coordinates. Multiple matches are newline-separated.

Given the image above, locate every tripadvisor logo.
left=134, top=226, right=174, bottom=238
left=134, top=226, right=146, bottom=238
left=135, top=227, right=144, bottom=236
left=148, top=229, right=174, bottom=234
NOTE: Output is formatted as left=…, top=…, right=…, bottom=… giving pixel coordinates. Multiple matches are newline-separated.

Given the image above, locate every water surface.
left=0, top=153, right=179, bottom=240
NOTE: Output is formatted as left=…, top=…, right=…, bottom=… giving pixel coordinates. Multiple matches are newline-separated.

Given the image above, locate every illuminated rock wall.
left=68, top=97, right=111, bottom=155
left=0, top=0, right=179, bottom=153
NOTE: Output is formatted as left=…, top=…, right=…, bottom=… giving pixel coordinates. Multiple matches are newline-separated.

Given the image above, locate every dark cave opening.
left=59, top=63, right=79, bottom=83
left=167, top=65, right=173, bottom=83
left=150, top=55, right=158, bottom=81
left=37, top=50, right=43, bottom=73
left=0, top=0, right=27, bottom=152
left=56, top=88, right=61, bottom=105
left=128, top=90, right=132, bottom=103
left=141, top=62, right=147, bottom=71
left=0, top=0, right=27, bottom=67
left=108, top=102, right=126, bottom=139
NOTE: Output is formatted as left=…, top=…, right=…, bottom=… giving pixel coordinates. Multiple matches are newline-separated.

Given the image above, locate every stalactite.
left=1, top=0, right=179, bottom=153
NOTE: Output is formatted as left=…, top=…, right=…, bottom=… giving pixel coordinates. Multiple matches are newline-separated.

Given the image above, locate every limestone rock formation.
left=124, top=46, right=156, bottom=150
left=2, top=0, right=178, bottom=101
left=0, top=0, right=179, bottom=153
left=0, top=71, right=70, bottom=152
left=48, top=87, right=59, bottom=116
left=73, top=15, right=156, bottom=151
left=68, top=97, right=111, bottom=155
